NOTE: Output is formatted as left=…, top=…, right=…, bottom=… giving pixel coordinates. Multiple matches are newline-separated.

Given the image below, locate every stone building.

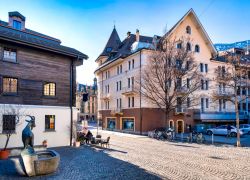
left=95, top=9, right=250, bottom=134
left=76, top=79, right=98, bottom=122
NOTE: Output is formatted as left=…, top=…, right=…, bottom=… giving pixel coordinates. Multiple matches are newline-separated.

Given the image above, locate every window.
left=201, top=98, right=204, bottom=112
left=120, top=65, right=122, bottom=74
left=116, top=82, right=119, bottom=91
left=186, top=43, right=191, bottom=51
left=200, top=63, right=204, bottom=72
left=107, top=118, right=116, bottom=129
left=117, top=99, right=119, bottom=108
left=45, top=115, right=55, bottom=131
left=176, top=59, right=182, bottom=69
left=131, top=77, right=134, bottom=88
left=119, top=98, right=122, bottom=108
left=13, top=20, right=21, bottom=30
left=132, top=97, right=134, bottom=107
left=186, top=61, right=190, bottom=70
left=3, top=77, right=17, bottom=94
left=105, top=85, right=109, bottom=93
left=201, top=79, right=204, bottom=90
left=187, top=97, right=190, bottom=108
left=205, top=80, right=208, bottom=90
left=106, top=47, right=112, bottom=53
left=3, top=48, right=17, bottom=62
left=223, top=100, right=226, bottom=109
left=132, top=59, right=135, bottom=69
left=242, top=87, right=246, bottom=95
left=119, top=81, right=122, bottom=90
left=122, top=118, right=134, bottom=131
left=177, top=43, right=182, bottom=49
left=2, top=115, right=16, bottom=133
left=219, top=99, right=222, bottom=112
left=43, top=82, right=56, bottom=96
left=176, top=78, right=182, bottom=89
left=205, top=64, right=208, bottom=73
left=128, top=97, right=131, bottom=108
left=195, top=45, right=200, bottom=53
left=128, top=78, right=130, bottom=88
left=128, top=61, right=131, bottom=70
left=92, top=103, right=94, bottom=113
left=117, top=66, right=119, bottom=75
left=186, top=26, right=191, bottom=34
left=105, top=101, right=110, bottom=109
left=205, top=98, right=209, bottom=108
left=187, top=78, right=190, bottom=89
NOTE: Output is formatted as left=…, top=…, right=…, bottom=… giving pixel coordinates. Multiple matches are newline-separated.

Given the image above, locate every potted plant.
left=75, top=136, right=81, bottom=147
left=42, top=140, right=48, bottom=148
left=0, top=134, right=11, bottom=160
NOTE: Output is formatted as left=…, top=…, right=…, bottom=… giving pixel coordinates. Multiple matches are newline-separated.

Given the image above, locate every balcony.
left=122, top=86, right=137, bottom=96
left=175, top=107, right=187, bottom=114
left=194, top=110, right=248, bottom=122
left=110, top=108, right=123, bottom=116
left=176, top=87, right=188, bottom=94
left=100, top=93, right=111, bottom=100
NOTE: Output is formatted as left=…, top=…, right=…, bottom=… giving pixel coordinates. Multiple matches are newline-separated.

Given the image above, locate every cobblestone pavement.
left=1, top=130, right=250, bottom=180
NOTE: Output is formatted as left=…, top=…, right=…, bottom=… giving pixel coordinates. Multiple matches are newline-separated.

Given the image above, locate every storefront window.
left=122, top=118, right=134, bottom=131
left=107, top=118, right=116, bottom=129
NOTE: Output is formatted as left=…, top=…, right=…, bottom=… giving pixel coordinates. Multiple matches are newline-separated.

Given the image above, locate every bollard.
left=212, top=134, right=214, bottom=145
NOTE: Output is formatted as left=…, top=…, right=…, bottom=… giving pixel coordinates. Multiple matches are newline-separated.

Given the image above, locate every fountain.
left=21, top=116, right=60, bottom=176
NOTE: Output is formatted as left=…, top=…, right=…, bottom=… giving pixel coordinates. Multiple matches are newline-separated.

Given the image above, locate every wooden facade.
left=0, top=40, right=77, bottom=107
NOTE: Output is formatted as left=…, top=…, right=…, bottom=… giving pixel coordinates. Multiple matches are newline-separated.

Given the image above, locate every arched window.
left=195, top=45, right=200, bottom=53
left=186, top=26, right=191, bottom=34
left=186, top=43, right=191, bottom=51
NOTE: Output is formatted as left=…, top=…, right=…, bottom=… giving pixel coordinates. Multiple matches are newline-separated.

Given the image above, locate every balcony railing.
left=121, top=86, right=137, bottom=95
left=175, top=107, right=187, bottom=113
left=176, top=87, right=188, bottom=94
left=110, top=107, right=123, bottom=115
left=100, top=93, right=111, bottom=100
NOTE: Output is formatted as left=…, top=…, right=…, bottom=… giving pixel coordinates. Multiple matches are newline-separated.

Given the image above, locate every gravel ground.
left=1, top=130, right=250, bottom=180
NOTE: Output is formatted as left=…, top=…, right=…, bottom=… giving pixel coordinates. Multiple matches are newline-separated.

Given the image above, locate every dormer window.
left=106, top=47, right=112, bottom=53
left=13, top=20, right=21, bottom=30
left=186, top=26, right=191, bottom=34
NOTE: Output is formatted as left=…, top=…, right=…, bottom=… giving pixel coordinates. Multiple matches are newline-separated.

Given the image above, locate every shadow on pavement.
left=0, top=146, right=162, bottom=180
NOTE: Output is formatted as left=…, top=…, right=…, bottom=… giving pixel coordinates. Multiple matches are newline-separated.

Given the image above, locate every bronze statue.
left=22, top=116, right=36, bottom=149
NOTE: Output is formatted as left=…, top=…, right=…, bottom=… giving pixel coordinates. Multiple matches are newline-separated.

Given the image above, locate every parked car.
left=206, top=125, right=243, bottom=137
left=240, top=124, right=250, bottom=135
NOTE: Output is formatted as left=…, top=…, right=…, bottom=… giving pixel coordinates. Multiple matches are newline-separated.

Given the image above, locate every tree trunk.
left=235, top=86, right=241, bottom=147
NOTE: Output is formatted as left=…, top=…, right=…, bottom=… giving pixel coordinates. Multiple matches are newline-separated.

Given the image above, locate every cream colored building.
left=95, top=9, right=249, bottom=134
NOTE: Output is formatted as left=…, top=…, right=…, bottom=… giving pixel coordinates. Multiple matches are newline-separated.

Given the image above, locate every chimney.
left=136, top=29, right=140, bottom=42
left=127, top=31, right=131, bottom=38
left=8, top=11, right=26, bottom=30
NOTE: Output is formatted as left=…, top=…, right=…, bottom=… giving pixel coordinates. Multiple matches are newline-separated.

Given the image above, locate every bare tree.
left=0, top=104, right=27, bottom=150
left=212, top=52, right=250, bottom=147
left=137, top=37, right=203, bottom=127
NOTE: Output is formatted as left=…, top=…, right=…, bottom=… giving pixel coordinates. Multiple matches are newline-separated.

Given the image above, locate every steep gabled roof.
left=162, top=8, right=217, bottom=55
left=0, top=20, right=88, bottom=60
left=100, top=27, right=121, bottom=57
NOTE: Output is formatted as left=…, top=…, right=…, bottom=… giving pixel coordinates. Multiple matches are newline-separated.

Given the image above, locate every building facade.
left=95, top=9, right=250, bottom=134
left=76, top=80, right=98, bottom=122
left=0, top=11, right=88, bottom=148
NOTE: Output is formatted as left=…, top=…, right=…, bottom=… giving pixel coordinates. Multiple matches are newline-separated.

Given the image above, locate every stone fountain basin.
left=34, top=150, right=60, bottom=176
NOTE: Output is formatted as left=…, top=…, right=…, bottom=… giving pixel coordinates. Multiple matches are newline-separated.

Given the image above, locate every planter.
left=42, top=140, right=48, bottom=148
left=75, top=141, right=81, bottom=147
left=0, top=150, right=10, bottom=160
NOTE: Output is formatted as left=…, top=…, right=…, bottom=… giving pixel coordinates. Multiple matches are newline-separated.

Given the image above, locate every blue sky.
left=0, top=0, right=249, bottom=84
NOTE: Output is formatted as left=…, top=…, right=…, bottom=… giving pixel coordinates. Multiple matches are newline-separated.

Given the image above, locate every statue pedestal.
left=21, top=148, right=37, bottom=177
